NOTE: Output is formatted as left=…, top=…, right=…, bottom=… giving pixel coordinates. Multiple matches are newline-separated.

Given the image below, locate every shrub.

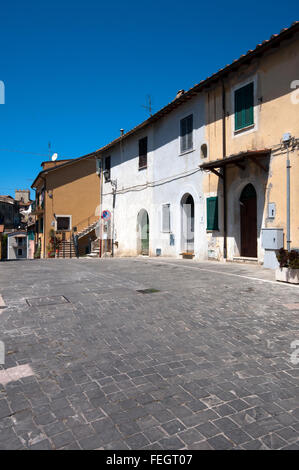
left=288, top=250, right=299, bottom=269
left=276, top=248, right=299, bottom=269
left=276, top=248, right=288, bottom=268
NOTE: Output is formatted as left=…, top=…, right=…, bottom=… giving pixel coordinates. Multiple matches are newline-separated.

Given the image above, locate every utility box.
left=262, top=228, right=284, bottom=250
left=262, top=228, right=284, bottom=269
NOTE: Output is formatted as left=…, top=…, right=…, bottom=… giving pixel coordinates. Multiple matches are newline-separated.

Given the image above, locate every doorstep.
left=180, top=252, right=195, bottom=259
left=232, top=256, right=258, bottom=265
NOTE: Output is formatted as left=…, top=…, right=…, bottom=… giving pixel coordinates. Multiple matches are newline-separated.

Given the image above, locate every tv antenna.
left=141, top=95, right=153, bottom=116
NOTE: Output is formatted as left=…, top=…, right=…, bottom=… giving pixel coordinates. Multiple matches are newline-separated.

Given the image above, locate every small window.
left=206, top=197, right=219, bottom=231
left=139, top=137, right=147, bottom=169
left=17, top=238, right=23, bottom=246
left=18, top=248, right=23, bottom=256
left=56, top=216, right=71, bottom=231
left=200, top=143, right=208, bottom=159
left=162, top=204, right=170, bottom=232
left=39, top=217, right=44, bottom=234
left=180, top=114, right=193, bottom=153
left=234, top=82, right=254, bottom=131
left=104, top=156, right=111, bottom=182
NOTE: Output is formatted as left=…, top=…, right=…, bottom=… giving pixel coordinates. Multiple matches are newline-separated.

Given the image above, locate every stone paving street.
left=0, top=257, right=299, bottom=450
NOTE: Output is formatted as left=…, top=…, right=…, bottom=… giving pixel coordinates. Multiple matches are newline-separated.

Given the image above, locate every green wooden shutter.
left=206, top=197, right=219, bottom=231
left=235, top=83, right=254, bottom=131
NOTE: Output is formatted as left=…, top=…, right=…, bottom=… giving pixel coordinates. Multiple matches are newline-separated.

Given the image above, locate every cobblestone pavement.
left=0, top=257, right=299, bottom=450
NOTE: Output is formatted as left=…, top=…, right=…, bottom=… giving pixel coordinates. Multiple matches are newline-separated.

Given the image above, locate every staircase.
left=86, top=246, right=101, bottom=258
left=77, top=220, right=98, bottom=239
left=56, top=240, right=77, bottom=258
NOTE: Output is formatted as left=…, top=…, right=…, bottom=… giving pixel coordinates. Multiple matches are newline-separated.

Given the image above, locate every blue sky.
left=0, top=0, right=297, bottom=198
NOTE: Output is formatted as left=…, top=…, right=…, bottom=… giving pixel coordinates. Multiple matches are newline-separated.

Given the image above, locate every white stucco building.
left=98, top=91, right=208, bottom=260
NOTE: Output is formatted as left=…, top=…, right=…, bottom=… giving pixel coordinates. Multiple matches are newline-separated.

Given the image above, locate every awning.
left=200, top=149, right=270, bottom=178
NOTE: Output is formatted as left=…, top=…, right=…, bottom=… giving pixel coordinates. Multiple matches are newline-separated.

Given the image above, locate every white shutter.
left=162, top=204, right=170, bottom=232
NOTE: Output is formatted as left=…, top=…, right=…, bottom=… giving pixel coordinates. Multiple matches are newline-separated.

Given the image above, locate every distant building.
left=7, top=231, right=28, bottom=260
left=0, top=195, right=21, bottom=231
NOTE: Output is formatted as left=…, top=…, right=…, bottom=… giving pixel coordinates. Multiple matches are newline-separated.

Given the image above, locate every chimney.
left=175, top=89, right=185, bottom=99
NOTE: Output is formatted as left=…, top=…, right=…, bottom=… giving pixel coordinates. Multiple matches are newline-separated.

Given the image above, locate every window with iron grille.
left=104, top=156, right=111, bottom=181
left=139, top=137, right=147, bottom=169
left=234, top=82, right=254, bottom=131
left=206, top=197, right=219, bottom=231
left=180, top=114, right=193, bottom=153
left=162, top=204, right=171, bottom=232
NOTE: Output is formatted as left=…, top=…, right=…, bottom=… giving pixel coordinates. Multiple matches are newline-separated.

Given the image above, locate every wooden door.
left=240, top=184, right=257, bottom=258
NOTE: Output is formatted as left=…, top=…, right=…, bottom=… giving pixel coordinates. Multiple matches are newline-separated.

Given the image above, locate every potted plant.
left=47, top=229, right=58, bottom=258
left=276, top=248, right=299, bottom=284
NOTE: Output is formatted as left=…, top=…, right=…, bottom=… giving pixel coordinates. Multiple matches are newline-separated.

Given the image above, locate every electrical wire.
left=102, top=167, right=201, bottom=196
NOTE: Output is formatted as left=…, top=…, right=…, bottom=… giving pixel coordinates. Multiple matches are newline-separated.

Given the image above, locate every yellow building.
left=31, top=155, right=100, bottom=258
left=199, top=22, right=299, bottom=265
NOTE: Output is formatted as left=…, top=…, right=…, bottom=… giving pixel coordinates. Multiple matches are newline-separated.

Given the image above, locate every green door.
left=141, top=212, right=149, bottom=255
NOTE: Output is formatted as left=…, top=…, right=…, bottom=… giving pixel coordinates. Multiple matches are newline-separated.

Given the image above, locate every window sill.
left=179, top=148, right=195, bottom=156
left=206, top=229, right=219, bottom=233
left=234, top=124, right=255, bottom=135
left=138, top=166, right=147, bottom=171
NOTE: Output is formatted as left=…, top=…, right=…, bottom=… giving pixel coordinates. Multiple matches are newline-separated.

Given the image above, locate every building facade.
left=200, top=22, right=299, bottom=265
left=30, top=22, right=299, bottom=267
left=7, top=231, right=28, bottom=260
left=99, top=93, right=207, bottom=259
left=97, top=22, right=299, bottom=266
left=32, top=157, right=101, bottom=258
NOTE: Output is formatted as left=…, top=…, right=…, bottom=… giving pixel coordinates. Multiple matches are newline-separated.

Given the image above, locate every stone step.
left=232, top=256, right=258, bottom=264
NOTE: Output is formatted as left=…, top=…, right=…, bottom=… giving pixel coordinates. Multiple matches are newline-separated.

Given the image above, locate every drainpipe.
left=286, top=144, right=291, bottom=252
left=222, top=80, right=227, bottom=259
left=41, top=176, right=46, bottom=259
left=97, top=155, right=103, bottom=258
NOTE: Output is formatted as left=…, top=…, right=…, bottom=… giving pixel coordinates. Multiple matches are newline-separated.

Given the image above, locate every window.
left=200, top=143, right=208, bottom=159
left=18, top=249, right=23, bottom=256
left=234, top=82, right=254, bottom=131
left=104, top=156, right=111, bottom=182
left=39, top=217, right=44, bottom=234
left=17, top=237, right=23, bottom=246
left=162, top=204, right=170, bottom=232
left=180, top=114, right=193, bottom=153
left=56, top=216, right=71, bottom=231
left=139, top=137, right=147, bottom=169
left=206, top=197, right=219, bottom=231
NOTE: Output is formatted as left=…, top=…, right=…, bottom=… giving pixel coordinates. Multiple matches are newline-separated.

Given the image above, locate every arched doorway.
left=240, top=183, right=257, bottom=257
left=137, top=209, right=149, bottom=255
left=181, top=193, right=194, bottom=253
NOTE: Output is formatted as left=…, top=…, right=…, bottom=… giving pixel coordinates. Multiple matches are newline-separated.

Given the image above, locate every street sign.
left=101, top=210, right=111, bottom=220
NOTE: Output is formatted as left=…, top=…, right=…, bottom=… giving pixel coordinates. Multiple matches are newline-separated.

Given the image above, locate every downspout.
left=98, top=156, right=103, bottom=258
left=41, top=176, right=46, bottom=259
left=222, top=80, right=227, bottom=259
left=286, top=144, right=291, bottom=251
